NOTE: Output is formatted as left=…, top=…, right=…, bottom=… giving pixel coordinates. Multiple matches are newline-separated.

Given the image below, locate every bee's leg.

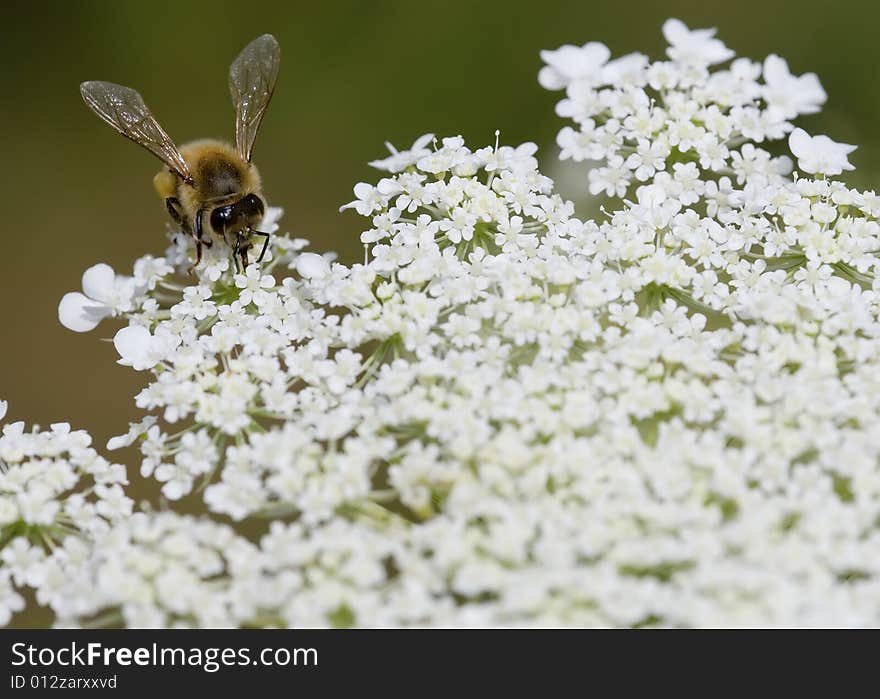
left=187, top=237, right=211, bottom=276
left=186, top=241, right=204, bottom=276
left=231, top=235, right=241, bottom=274
left=194, top=208, right=212, bottom=248
left=166, top=198, right=193, bottom=250
left=235, top=232, right=251, bottom=272
left=186, top=208, right=215, bottom=276
left=166, top=197, right=184, bottom=226
left=250, top=230, right=271, bottom=262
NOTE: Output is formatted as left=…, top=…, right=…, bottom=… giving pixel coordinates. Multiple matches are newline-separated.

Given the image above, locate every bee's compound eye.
left=210, top=205, right=235, bottom=233
left=240, top=194, right=265, bottom=218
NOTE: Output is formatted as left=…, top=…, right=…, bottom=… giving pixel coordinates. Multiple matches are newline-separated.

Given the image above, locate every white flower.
left=788, top=128, right=856, bottom=176
left=106, top=416, right=157, bottom=451
left=0, top=577, right=25, bottom=626
left=762, top=54, right=826, bottom=119
left=0, top=417, right=129, bottom=612
left=0, top=400, right=6, bottom=422
left=133, top=256, right=173, bottom=290
left=113, top=325, right=176, bottom=371
left=20, top=19, right=880, bottom=630
left=295, top=252, right=331, bottom=280
left=200, top=248, right=231, bottom=282
left=538, top=42, right=611, bottom=90
left=662, top=18, right=734, bottom=66
left=480, top=142, right=539, bottom=174
left=234, top=267, right=276, bottom=306
left=259, top=206, right=284, bottom=233
left=175, top=285, right=217, bottom=320
left=369, top=134, right=435, bottom=173
left=340, top=182, right=390, bottom=215
left=589, top=155, right=631, bottom=197
left=58, top=263, right=139, bottom=332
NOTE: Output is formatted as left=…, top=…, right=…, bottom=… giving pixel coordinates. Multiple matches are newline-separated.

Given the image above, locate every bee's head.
left=209, top=193, right=265, bottom=236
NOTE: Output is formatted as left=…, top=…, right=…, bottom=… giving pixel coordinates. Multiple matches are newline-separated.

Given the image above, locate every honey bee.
left=80, top=34, right=281, bottom=272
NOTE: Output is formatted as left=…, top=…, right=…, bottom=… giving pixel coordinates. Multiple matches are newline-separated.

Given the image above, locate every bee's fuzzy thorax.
left=178, top=139, right=262, bottom=201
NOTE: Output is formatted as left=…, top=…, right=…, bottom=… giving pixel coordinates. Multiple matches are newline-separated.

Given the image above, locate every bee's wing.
left=80, top=81, right=192, bottom=182
left=229, top=34, right=280, bottom=162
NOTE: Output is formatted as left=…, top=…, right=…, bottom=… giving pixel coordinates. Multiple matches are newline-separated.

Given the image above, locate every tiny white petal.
left=661, top=18, right=688, bottom=44
left=58, top=292, right=110, bottom=332
left=788, top=128, right=856, bottom=175
left=295, top=253, right=330, bottom=279
left=81, top=263, right=117, bottom=303
left=788, top=127, right=811, bottom=154
left=106, top=434, right=129, bottom=450
left=260, top=207, right=284, bottom=233
left=113, top=325, right=153, bottom=369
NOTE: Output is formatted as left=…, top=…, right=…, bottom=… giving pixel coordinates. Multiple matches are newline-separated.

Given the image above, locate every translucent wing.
left=80, top=80, right=192, bottom=182
left=229, top=34, right=280, bottom=162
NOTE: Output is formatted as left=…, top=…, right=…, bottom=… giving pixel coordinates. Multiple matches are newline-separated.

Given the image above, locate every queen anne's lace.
left=6, top=18, right=880, bottom=627
left=0, top=418, right=131, bottom=625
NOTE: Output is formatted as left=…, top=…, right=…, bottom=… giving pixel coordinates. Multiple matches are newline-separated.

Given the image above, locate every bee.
left=80, top=34, right=281, bottom=272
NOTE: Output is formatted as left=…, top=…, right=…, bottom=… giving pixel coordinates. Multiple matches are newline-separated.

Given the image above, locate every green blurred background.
left=2, top=0, right=880, bottom=447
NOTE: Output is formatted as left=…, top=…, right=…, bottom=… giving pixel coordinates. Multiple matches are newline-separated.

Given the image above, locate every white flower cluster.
left=0, top=402, right=131, bottom=625
left=5, top=18, right=879, bottom=627
left=50, top=513, right=416, bottom=628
